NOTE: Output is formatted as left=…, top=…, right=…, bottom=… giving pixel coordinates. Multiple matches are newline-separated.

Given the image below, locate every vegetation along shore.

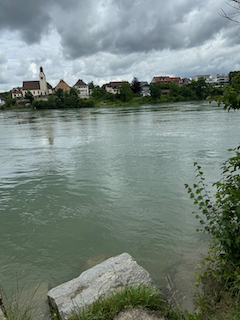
left=0, top=74, right=229, bottom=110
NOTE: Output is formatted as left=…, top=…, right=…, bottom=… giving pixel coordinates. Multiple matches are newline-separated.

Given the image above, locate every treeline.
left=1, top=76, right=226, bottom=109
left=90, top=77, right=224, bottom=105
left=32, top=87, right=94, bottom=109
left=147, top=78, right=223, bottom=103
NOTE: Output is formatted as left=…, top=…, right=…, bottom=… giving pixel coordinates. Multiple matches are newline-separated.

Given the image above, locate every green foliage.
left=131, top=77, right=141, bottom=94
left=119, top=82, right=133, bottom=102
left=210, top=76, right=240, bottom=111
left=5, top=92, right=16, bottom=107
left=55, top=88, right=65, bottom=103
left=185, top=147, right=240, bottom=265
left=70, top=87, right=80, bottom=97
left=88, top=81, right=95, bottom=90
left=0, top=281, right=42, bottom=320
left=149, top=82, right=162, bottom=100
left=229, top=71, right=240, bottom=84
left=25, top=91, right=34, bottom=104
left=68, top=284, right=179, bottom=320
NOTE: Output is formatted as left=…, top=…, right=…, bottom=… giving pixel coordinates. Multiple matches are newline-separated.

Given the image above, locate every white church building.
left=12, top=67, right=52, bottom=98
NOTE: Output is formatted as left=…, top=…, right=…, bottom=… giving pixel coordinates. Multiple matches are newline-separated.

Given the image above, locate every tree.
left=119, top=82, right=133, bottom=102
left=220, top=0, right=240, bottom=24
left=210, top=75, right=240, bottom=110
left=55, top=88, right=65, bottom=103
left=69, top=87, right=79, bottom=97
left=149, top=82, right=161, bottom=100
left=88, top=81, right=95, bottom=90
left=131, top=77, right=141, bottom=94
left=229, top=71, right=240, bottom=84
left=25, top=91, right=34, bottom=104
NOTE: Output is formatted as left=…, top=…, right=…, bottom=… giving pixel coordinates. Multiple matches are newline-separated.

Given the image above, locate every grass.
left=63, top=284, right=180, bottom=320
left=0, top=281, right=42, bottom=320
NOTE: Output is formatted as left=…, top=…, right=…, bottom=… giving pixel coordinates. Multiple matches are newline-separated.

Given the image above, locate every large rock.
left=47, top=252, right=154, bottom=320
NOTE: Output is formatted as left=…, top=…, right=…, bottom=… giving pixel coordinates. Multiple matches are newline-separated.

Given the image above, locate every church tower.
left=39, top=66, right=48, bottom=95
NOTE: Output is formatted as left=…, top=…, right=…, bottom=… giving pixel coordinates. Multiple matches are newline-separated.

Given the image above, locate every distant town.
left=0, top=67, right=231, bottom=107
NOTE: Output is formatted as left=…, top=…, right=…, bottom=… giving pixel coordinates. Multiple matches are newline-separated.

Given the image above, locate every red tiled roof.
left=153, top=76, right=181, bottom=83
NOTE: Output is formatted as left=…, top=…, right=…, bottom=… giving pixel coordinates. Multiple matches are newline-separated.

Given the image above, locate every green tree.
left=55, top=88, right=65, bottom=104
left=5, top=92, right=16, bottom=107
left=211, top=76, right=240, bottom=110
left=119, top=82, right=133, bottom=102
left=88, top=81, right=95, bottom=90
left=187, top=75, right=240, bottom=268
left=149, top=82, right=161, bottom=100
left=131, top=77, right=141, bottom=94
left=169, top=82, right=180, bottom=97
left=69, top=87, right=79, bottom=97
left=229, top=71, right=240, bottom=84
left=25, top=91, right=34, bottom=104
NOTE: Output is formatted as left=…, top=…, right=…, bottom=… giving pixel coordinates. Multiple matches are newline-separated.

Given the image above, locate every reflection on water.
left=0, top=101, right=239, bottom=316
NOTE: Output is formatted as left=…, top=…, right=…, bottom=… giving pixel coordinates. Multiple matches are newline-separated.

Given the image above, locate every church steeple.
left=39, top=67, right=48, bottom=95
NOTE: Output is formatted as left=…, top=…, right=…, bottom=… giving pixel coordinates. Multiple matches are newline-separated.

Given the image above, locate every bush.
left=185, top=147, right=240, bottom=265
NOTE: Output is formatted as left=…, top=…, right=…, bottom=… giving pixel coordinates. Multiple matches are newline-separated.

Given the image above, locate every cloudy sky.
left=0, top=0, right=240, bottom=92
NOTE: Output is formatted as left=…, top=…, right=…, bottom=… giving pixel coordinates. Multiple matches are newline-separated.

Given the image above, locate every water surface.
left=0, top=101, right=239, bottom=315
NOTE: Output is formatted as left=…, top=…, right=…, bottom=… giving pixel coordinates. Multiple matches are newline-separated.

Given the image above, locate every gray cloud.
left=0, top=0, right=239, bottom=92
left=0, top=0, right=233, bottom=56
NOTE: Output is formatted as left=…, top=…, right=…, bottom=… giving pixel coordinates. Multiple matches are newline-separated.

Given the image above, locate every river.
left=0, top=101, right=239, bottom=316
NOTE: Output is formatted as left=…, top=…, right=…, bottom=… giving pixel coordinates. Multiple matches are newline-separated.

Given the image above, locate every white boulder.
left=47, top=252, right=154, bottom=320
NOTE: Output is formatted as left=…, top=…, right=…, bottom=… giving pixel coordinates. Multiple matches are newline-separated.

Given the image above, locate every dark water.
left=0, top=101, right=239, bottom=315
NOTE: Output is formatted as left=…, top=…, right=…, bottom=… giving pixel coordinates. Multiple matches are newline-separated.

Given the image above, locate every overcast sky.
left=0, top=0, right=240, bottom=92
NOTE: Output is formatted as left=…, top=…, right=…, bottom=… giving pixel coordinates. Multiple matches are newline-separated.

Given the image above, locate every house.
left=152, top=76, right=181, bottom=84
left=0, top=95, right=6, bottom=105
left=73, top=79, right=89, bottom=98
left=179, top=78, right=190, bottom=86
left=191, top=75, right=210, bottom=82
left=54, top=79, right=71, bottom=93
left=105, top=82, right=122, bottom=94
left=11, top=87, right=23, bottom=98
left=139, top=82, right=150, bottom=96
left=12, top=67, right=52, bottom=98
left=210, top=74, right=229, bottom=85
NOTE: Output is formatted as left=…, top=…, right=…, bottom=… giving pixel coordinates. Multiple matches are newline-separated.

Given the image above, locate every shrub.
left=185, top=147, right=240, bottom=265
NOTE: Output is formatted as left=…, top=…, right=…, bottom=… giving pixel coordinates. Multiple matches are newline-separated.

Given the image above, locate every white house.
left=73, top=79, right=89, bottom=98
left=192, top=75, right=210, bottom=82
left=105, top=82, right=122, bottom=94
left=211, top=74, right=229, bottom=85
left=0, top=95, right=6, bottom=105
left=139, top=82, right=150, bottom=96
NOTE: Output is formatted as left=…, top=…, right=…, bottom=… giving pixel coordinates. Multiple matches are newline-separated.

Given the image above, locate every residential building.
left=54, top=79, right=71, bottom=93
left=73, top=79, right=89, bottom=98
left=210, top=74, right=229, bottom=85
left=139, top=82, right=150, bottom=96
left=0, top=95, right=6, bottom=105
left=11, top=87, right=23, bottom=98
left=152, top=76, right=181, bottom=84
left=192, top=75, right=210, bottom=82
left=179, top=78, right=191, bottom=86
left=105, top=82, right=122, bottom=94
left=12, top=67, right=52, bottom=98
